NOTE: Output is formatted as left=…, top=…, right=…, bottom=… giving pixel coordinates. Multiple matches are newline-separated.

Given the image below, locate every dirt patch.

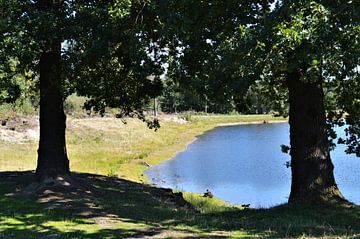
left=70, top=117, right=128, bottom=131
left=0, top=116, right=39, bottom=142
left=0, top=115, right=188, bottom=142
left=160, top=116, right=188, bottom=124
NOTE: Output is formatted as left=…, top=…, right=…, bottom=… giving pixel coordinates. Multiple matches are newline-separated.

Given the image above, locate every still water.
left=145, top=123, right=360, bottom=208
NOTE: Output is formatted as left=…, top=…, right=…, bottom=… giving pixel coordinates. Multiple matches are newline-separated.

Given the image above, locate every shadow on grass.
left=0, top=171, right=360, bottom=238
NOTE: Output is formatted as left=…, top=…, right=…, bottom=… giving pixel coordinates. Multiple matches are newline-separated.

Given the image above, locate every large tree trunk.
left=286, top=68, right=344, bottom=204
left=36, top=45, right=70, bottom=181
left=35, top=0, right=69, bottom=182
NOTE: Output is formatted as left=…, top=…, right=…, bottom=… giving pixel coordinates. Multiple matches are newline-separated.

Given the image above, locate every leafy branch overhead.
left=265, top=1, right=360, bottom=155
left=0, top=0, right=164, bottom=116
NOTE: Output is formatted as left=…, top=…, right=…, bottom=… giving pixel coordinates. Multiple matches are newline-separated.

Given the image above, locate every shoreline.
left=217, top=120, right=288, bottom=127
left=142, top=118, right=288, bottom=184
left=143, top=118, right=289, bottom=207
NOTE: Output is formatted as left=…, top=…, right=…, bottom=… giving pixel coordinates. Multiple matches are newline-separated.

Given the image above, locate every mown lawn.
left=1, top=114, right=360, bottom=238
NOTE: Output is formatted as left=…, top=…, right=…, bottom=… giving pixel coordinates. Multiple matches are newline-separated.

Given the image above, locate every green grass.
left=0, top=174, right=151, bottom=238
left=1, top=172, right=360, bottom=238
left=3, top=114, right=360, bottom=238
left=0, top=142, right=37, bottom=171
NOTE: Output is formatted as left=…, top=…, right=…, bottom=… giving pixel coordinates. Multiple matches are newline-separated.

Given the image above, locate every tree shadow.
left=1, top=171, right=359, bottom=238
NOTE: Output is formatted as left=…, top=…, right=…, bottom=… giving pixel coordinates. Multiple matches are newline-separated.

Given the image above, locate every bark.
left=286, top=68, right=344, bottom=204
left=35, top=0, right=69, bottom=181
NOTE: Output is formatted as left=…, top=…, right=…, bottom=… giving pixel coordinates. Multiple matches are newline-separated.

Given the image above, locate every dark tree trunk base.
left=21, top=174, right=82, bottom=196
left=288, top=186, right=347, bottom=205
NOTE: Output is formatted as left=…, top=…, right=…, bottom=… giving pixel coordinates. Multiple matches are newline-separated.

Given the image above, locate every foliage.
left=258, top=1, right=360, bottom=155
left=0, top=0, right=164, bottom=123
left=159, top=78, right=236, bottom=114
left=243, top=80, right=288, bottom=115
left=148, top=1, right=273, bottom=113
left=0, top=58, right=35, bottom=105
left=70, top=0, right=164, bottom=116
left=64, top=94, right=88, bottom=115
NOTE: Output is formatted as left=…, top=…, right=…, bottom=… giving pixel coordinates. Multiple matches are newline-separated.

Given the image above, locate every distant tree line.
left=158, top=77, right=288, bottom=115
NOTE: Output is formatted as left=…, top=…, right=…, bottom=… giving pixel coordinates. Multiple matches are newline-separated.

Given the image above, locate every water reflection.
left=146, top=123, right=359, bottom=208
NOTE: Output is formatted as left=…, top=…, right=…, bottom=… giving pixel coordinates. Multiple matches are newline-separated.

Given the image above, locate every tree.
left=153, top=0, right=359, bottom=204
left=260, top=0, right=360, bottom=203
left=0, top=59, right=27, bottom=104
left=32, top=0, right=70, bottom=181
left=242, top=80, right=288, bottom=115
left=0, top=0, right=163, bottom=182
left=159, top=77, right=237, bottom=114
left=0, top=5, right=26, bottom=105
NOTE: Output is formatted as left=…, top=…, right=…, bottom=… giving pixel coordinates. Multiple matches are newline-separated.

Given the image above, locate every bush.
left=64, top=94, right=88, bottom=115
left=0, top=99, right=37, bottom=119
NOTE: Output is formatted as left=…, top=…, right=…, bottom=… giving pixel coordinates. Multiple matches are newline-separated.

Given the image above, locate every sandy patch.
left=0, top=116, right=39, bottom=142
left=160, top=116, right=188, bottom=124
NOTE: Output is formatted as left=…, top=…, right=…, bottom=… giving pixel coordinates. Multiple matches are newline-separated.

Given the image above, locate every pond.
left=145, top=122, right=360, bottom=208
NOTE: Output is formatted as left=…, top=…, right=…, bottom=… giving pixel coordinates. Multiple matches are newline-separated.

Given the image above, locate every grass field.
left=1, top=114, right=360, bottom=238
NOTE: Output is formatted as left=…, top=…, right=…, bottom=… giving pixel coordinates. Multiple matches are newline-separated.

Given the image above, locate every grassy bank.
left=0, top=114, right=284, bottom=181
left=1, top=172, right=360, bottom=238
left=2, top=114, right=360, bottom=238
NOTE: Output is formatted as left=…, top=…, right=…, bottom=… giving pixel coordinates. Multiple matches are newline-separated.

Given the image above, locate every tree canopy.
left=1, top=0, right=163, bottom=114
left=262, top=0, right=360, bottom=153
